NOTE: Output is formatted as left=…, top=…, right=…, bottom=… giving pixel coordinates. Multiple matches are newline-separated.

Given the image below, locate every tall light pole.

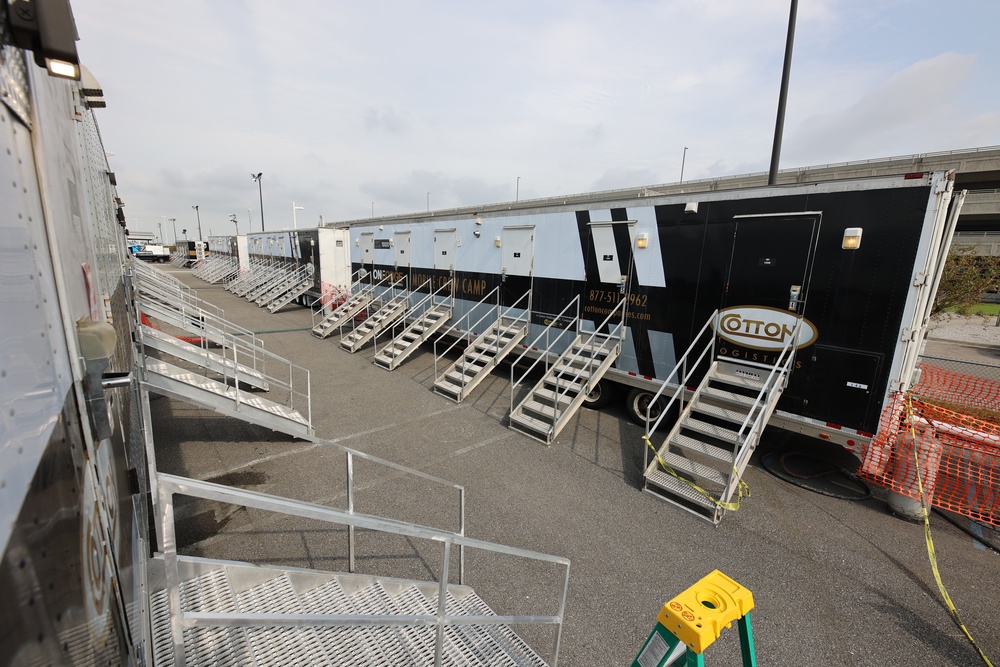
left=191, top=205, right=202, bottom=240
left=516, top=176, right=520, bottom=202
left=230, top=213, right=239, bottom=235
left=168, top=217, right=177, bottom=245
left=768, top=0, right=799, bottom=185
left=680, top=147, right=688, bottom=184
left=292, top=201, right=304, bottom=230
left=247, top=209, right=252, bottom=233
left=157, top=221, right=163, bottom=244
left=252, top=173, right=264, bottom=231
left=426, top=192, right=430, bottom=212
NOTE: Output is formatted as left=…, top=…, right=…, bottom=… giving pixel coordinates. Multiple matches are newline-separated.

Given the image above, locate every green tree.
left=932, top=246, right=1000, bottom=314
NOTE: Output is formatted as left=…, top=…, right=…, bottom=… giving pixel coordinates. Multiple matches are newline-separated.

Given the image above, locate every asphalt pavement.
left=148, top=267, right=1000, bottom=666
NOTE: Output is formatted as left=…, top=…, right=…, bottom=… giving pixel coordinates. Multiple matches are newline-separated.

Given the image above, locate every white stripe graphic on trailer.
left=590, top=224, right=622, bottom=284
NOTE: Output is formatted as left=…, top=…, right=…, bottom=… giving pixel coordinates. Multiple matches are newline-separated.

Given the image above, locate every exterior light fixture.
left=842, top=227, right=863, bottom=250
left=9, top=0, right=81, bottom=80
left=636, top=233, right=649, bottom=249
left=494, top=237, right=502, bottom=248
left=473, top=230, right=481, bottom=238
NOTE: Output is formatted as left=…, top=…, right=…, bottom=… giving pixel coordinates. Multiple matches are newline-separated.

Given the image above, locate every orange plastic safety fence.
left=912, top=362, right=1000, bottom=424
left=860, top=391, right=1000, bottom=526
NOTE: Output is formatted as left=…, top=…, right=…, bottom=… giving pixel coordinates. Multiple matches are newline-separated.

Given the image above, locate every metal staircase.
left=507, top=297, right=625, bottom=445
left=641, top=311, right=800, bottom=524
left=147, top=470, right=570, bottom=667
left=139, top=324, right=269, bottom=392
left=373, top=279, right=453, bottom=371
left=262, top=264, right=314, bottom=312
left=311, top=271, right=377, bottom=339
left=432, top=289, right=530, bottom=402
left=132, top=263, right=313, bottom=439
left=339, top=278, right=408, bottom=354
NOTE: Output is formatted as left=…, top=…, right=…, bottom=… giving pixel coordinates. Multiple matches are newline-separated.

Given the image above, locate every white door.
left=434, top=228, right=456, bottom=271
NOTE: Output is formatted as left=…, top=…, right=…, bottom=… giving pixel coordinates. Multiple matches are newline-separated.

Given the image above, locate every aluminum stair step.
left=373, top=306, right=452, bottom=371
left=683, top=416, right=740, bottom=444
left=266, top=279, right=313, bottom=313
left=644, top=468, right=723, bottom=524
left=647, top=449, right=728, bottom=489
left=433, top=321, right=528, bottom=403
left=312, top=294, right=372, bottom=338
left=667, top=433, right=734, bottom=467
left=140, top=325, right=269, bottom=391
left=690, top=401, right=755, bottom=425
left=508, top=333, right=620, bottom=444
left=142, top=359, right=312, bottom=438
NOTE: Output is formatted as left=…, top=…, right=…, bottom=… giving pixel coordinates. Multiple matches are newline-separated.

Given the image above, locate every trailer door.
left=582, top=221, right=636, bottom=327
left=394, top=231, right=411, bottom=269
left=723, top=213, right=820, bottom=314
left=434, top=228, right=456, bottom=296
left=501, top=225, right=534, bottom=308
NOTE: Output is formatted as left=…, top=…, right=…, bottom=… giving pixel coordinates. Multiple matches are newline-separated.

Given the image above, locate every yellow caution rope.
left=905, top=394, right=995, bottom=667
left=643, top=435, right=749, bottom=511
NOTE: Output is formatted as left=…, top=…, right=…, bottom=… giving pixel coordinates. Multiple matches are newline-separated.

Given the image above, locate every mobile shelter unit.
left=343, top=172, right=963, bottom=521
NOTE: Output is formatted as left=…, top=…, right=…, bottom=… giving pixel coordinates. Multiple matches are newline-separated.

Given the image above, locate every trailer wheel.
left=625, top=388, right=666, bottom=426
left=581, top=379, right=617, bottom=410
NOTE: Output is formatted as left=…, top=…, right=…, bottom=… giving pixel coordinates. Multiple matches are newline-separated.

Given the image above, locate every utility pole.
left=252, top=173, right=264, bottom=230
left=768, top=0, right=799, bottom=185
left=191, top=205, right=202, bottom=240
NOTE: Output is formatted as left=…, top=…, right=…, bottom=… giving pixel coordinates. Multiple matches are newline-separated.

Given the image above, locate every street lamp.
left=168, top=217, right=177, bottom=245
left=157, top=221, right=163, bottom=244
left=680, top=147, right=688, bottom=184
left=230, top=213, right=239, bottom=235
left=252, top=173, right=264, bottom=231
left=292, top=201, right=304, bottom=230
left=191, top=205, right=202, bottom=240
left=516, top=176, right=520, bottom=202
left=182, top=228, right=188, bottom=240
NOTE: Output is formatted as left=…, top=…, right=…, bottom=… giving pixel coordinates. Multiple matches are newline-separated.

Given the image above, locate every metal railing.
left=132, top=265, right=312, bottom=428
left=158, top=472, right=570, bottom=667
left=433, top=288, right=531, bottom=382
left=257, top=263, right=313, bottom=308
left=310, top=269, right=367, bottom=326
left=509, top=296, right=581, bottom=415
left=642, top=310, right=802, bottom=498
left=372, top=278, right=454, bottom=355
left=517, top=297, right=627, bottom=430
left=341, top=275, right=408, bottom=342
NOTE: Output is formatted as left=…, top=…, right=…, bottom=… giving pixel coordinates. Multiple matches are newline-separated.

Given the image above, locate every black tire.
left=625, top=388, right=666, bottom=426
left=581, top=379, right=617, bottom=410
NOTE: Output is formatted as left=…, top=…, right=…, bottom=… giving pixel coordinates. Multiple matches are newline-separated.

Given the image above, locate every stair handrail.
left=310, top=268, right=367, bottom=326
left=536, top=297, right=628, bottom=429
left=158, top=472, right=570, bottom=667
left=375, top=278, right=454, bottom=354
left=138, top=292, right=312, bottom=427
left=509, top=295, right=581, bottom=418
left=644, top=310, right=722, bottom=438
left=246, top=261, right=295, bottom=302
left=260, top=262, right=314, bottom=308
left=372, top=277, right=438, bottom=354
left=341, top=275, right=407, bottom=341
left=448, top=288, right=532, bottom=381
left=432, top=285, right=502, bottom=379
left=720, top=316, right=804, bottom=502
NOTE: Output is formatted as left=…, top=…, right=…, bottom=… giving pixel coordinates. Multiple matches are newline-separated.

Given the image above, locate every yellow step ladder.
left=632, top=570, right=757, bottom=667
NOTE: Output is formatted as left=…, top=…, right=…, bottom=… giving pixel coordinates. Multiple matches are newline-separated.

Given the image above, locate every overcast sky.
left=71, top=0, right=1000, bottom=241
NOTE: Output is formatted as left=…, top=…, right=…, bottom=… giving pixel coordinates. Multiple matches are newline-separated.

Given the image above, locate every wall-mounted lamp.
left=475, top=219, right=483, bottom=225
left=354, top=239, right=359, bottom=247
left=9, top=0, right=81, bottom=80
left=378, top=225, right=384, bottom=231
left=842, top=227, right=863, bottom=250
left=473, top=230, right=481, bottom=238
left=636, top=233, right=649, bottom=249
left=389, top=238, right=395, bottom=247
left=494, top=237, right=502, bottom=248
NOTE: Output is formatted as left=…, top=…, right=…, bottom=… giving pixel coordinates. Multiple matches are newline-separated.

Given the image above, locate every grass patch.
left=944, top=303, right=1000, bottom=317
